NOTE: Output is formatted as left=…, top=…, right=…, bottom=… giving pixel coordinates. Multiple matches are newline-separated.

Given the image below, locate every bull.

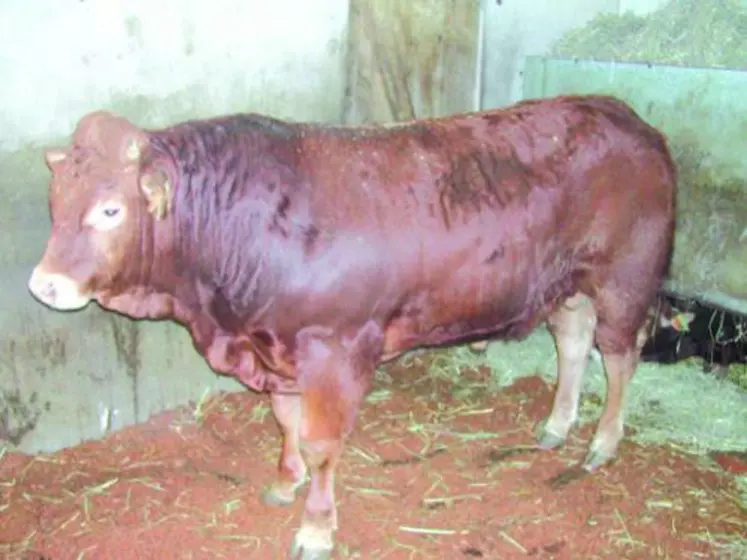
left=28, top=94, right=677, bottom=559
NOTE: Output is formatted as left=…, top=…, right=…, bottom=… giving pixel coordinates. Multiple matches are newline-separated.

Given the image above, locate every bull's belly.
left=380, top=302, right=547, bottom=360
left=377, top=263, right=581, bottom=360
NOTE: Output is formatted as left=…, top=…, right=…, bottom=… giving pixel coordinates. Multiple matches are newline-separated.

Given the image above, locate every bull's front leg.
left=290, top=389, right=353, bottom=560
left=263, top=393, right=308, bottom=506
left=287, top=322, right=383, bottom=560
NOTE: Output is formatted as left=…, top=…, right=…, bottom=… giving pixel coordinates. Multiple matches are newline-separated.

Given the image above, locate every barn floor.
left=2, top=344, right=746, bottom=560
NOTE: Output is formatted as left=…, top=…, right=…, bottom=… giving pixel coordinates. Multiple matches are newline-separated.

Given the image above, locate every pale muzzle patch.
left=27, top=266, right=92, bottom=311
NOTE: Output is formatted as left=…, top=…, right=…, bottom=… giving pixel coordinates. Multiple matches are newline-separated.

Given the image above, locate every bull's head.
left=28, top=111, right=173, bottom=311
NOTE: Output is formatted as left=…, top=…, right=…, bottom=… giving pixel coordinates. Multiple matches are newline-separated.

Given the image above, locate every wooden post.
left=343, top=0, right=481, bottom=124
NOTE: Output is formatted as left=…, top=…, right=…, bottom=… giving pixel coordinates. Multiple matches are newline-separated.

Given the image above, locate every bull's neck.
left=145, top=117, right=303, bottom=325
left=159, top=174, right=264, bottom=325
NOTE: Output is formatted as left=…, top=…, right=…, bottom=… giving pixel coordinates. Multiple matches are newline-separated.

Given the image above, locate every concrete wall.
left=479, top=0, right=669, bottom=109
left=0, top=0, right=349, bottom=453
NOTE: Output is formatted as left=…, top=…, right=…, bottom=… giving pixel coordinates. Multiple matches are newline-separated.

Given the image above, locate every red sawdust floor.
left=1, top=356, right=745, bottom=559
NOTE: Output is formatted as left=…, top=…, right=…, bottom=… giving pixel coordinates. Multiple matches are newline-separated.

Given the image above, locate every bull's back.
left=303, top=95, right=675, bottom=234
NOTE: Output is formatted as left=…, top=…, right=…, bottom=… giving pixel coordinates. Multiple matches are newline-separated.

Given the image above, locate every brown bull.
left=28, top=94, right=677, bottom=559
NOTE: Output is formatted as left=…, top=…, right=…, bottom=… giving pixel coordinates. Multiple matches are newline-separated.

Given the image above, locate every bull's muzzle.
left=27, top=266, right=91, bottom=311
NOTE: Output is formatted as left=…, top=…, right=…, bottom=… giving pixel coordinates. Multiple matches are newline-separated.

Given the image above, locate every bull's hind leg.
left=263, top=393, right=308, bottom=506
left=584, top=227, right=664, bottom=470
left=539, top=293, right=597, bottom=449
left=585, top=310, right=650, bottom=470
left=289, top=322, right=383, bottom=560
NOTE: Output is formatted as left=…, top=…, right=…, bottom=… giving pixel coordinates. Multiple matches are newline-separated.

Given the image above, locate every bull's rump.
left=282, top=95, right=676, bottom=353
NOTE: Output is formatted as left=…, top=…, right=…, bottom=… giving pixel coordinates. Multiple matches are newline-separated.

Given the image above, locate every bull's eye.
left=86, top=201, right=126, bottom=231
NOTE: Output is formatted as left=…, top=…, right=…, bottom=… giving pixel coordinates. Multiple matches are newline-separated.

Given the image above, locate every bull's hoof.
left=290, top=526, right=334, bottom=560
left=261, top=482, right=302, bottom=507
left=536, top=425, right=567, bottom=450
left=583, top=428, right=622, bottom=471
left=582, top=447, right=616, bottom=472
left=290, top=545, right=332, bottom=560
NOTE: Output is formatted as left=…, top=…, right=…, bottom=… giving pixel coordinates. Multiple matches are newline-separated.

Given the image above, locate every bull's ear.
left=44, top=147, right=69, bottom=171
left=139, top=169, right=172, bottom=221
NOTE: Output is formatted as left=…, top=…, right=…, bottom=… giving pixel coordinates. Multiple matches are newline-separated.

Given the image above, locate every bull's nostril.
left=31, top=275, right=58, bottom=303
left=42, top=281, right=57, bottom=302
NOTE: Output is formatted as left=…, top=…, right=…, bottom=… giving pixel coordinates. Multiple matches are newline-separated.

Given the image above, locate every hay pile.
left=551, top=0, right=747, bottom=70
